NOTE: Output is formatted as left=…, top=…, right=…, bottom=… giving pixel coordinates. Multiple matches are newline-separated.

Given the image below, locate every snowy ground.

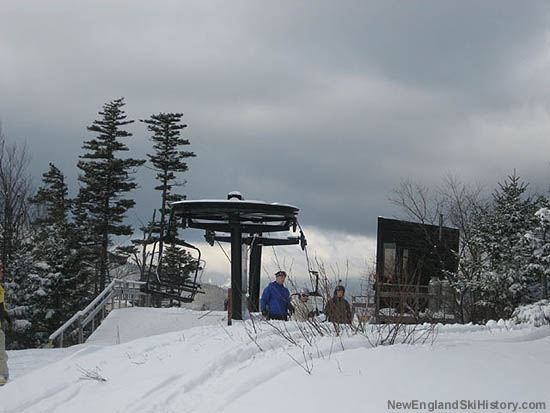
left=1, top=308, right=550, bottom=413
left=85, top=307, right=227, bottom=346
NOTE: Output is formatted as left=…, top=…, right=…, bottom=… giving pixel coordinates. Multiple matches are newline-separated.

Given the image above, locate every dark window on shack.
left=376, top=217, right=459, bottom=287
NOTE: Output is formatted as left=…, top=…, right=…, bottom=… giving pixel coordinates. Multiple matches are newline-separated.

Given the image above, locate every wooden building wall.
left=375, top=217, right=459, bottom=287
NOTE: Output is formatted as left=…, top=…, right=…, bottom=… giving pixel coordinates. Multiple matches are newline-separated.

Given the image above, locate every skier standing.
left=261, top=271, right=292, bottom=321
left=290, top=289, right=314, bottom=322
left=0, top=266, right=11, bottom=386
left=324, top=285, right=352, bottom=324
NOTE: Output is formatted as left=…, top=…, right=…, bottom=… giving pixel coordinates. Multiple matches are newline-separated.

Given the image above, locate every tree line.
left=0, top=98, right=196, bottom=348
left=391, top=173, right=550, bottom=323
left=3, top=98, right=549, bottom=346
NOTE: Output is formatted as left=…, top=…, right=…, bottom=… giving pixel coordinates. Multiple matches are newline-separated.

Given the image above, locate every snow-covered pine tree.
left=141, top=112, right=195, bottom=241
left=9, top=226, right=91, bottom=348
left=77, top=98, right=145, bottom=291
left=8, top=163, right=92, bottom=348
left=4, top=245, right=41, bottom=349
left=137, top=112, right=196, bottom=286
left=72, top=192, right=101, bottom=286
left=525, top=203, right=550, bottom=300
left=30, top=163, right=70, bottom=225
left=470, top=172, right=541, bottom=320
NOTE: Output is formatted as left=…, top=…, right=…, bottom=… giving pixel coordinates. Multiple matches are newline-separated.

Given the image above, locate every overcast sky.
left=2, top=1, right=550, bottom=284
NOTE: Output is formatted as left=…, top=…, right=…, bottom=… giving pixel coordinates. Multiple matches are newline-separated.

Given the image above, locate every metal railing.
left=351, top=294, right=376, bottom=321
left=374, top=282, right=456, bottom=324
left=49, top=279, right=149, bottom=348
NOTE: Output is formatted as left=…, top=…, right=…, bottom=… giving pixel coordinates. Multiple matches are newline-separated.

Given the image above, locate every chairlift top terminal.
left=170, top=192, right=304, bottom=320
left=170, top=195, right=299, bottom=234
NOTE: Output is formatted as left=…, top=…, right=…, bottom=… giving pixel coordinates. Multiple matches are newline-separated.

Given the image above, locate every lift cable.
left=216, top=239, right=231, bottom=264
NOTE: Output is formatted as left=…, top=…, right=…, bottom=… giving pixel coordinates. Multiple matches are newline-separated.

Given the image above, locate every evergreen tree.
left=72, top=194, right=101, bottom=288
left=77, top=98, right=145, bottom=291
left=470, top=173, right=540, bottom=320
left=7, top=164, right=92, bottom=348
left=29, top=163, right=70, bottom=225
left=160, top=244, right=194, bottom=282
left=5, top=244, right=41, bottom=349
left=159, top=243, right=199, bottom=306
left=9, top=226, right=91, bottom=348
left=525, top=204, right=550, bottom=300
left=138, top=113, right=196, bottom=284
left=141, top=112, right=195, bottom=242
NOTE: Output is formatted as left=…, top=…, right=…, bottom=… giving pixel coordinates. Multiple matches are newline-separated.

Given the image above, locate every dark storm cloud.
left=1, top=0, right=550, bottom=238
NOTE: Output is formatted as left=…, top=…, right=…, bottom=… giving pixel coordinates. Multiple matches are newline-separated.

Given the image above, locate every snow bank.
left=86, top=307, right=226, bottom=345
left=2, top=309, right=550, bottom=413
left=511, top=299, right=550, bottom=327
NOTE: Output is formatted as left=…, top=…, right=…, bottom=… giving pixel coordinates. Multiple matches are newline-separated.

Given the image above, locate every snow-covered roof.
left=172, top=199, right=299, bottom=210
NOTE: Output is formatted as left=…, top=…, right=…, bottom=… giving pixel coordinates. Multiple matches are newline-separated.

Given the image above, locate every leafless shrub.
left=0, top=125, right=34, bottom=270
left=365, top=321, right=438, bottom=347
left=244, top=258, right=439, bottom=378
left=264, top=318, right=298, bottom=346
left=218, top=320, right=234, bottom=340
left=77, top=365, right=107, bottom=382
left=288, top=345, right=313, bottom=375
left=390, top=175, right=486, bottom=323
left=130, top=211, right=158, bottom=282
left=243, top=311, right=264, bottom=351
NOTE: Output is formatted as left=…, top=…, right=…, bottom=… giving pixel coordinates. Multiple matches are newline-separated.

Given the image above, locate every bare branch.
left=0, top=126, right=34, bottom=270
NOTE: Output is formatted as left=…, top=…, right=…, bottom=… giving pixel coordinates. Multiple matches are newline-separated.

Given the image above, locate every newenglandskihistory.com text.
left=388, top=399, right=547, bottom=412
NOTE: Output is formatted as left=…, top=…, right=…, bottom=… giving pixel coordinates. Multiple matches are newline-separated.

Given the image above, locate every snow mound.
left=3, top=309, right=550, bottom=413
left=485, top=319, right=508, bottom=328
left=511, top=300, right=550, bottom=327
left=86, top=307, right=226, bottom=345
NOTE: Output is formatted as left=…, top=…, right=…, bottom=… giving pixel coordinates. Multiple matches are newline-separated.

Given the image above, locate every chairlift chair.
left=143, top=211, right=204, bottom=304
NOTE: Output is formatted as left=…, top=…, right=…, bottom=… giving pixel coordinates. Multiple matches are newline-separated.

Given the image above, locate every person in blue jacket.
left=261, top=270, right=292, bottom=321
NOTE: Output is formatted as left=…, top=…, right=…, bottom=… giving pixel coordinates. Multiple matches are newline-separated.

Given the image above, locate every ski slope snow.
left=1, top=308, right=549, bottom=413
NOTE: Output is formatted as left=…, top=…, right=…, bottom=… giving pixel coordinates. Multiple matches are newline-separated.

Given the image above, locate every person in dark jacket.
left=261, top=270, right=292, bottom=321
left=324, top=285, right=352, bottom=324
left=0, top=266, right=11, bottom=385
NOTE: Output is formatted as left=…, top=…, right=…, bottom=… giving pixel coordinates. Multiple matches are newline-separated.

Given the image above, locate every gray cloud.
left=2, top=0, right=550, bottom=241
